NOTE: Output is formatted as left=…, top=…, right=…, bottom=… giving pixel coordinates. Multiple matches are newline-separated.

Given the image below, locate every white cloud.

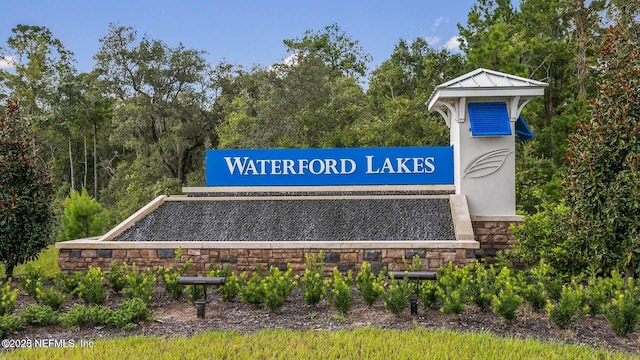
left=0, top=56, right=16, bottom=69
left=426, top=36, right=441, bottom=46
left=444, top=36, right=461, bottom=52
left=432, top=17, right=449, bottom=31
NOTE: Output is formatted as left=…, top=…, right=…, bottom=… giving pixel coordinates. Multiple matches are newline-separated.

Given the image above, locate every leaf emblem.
left=464, top=148, right=514, bottom=178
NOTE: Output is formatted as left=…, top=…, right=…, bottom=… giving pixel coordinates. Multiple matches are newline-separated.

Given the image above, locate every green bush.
left=0, top=314, right=24, bottom=338
left=297, top=252, right=325, bottom=306
left=59, top=303, right=90, bottom=327
left=35, top=286, right=67, bottom=311
left=54, top=271, right=84, bottom=295
left=106, top=262, right=128, bottom=293
left=356, top=262, right=385, bottom=306
left=0, top=280, right=19, bottom=315
left=296, top=252, right=326, bottom=305
left=124, top=264, right=156, bottom=304
left=493, top=285, right=522, bottom=322
left=325, top=268, right=354, bottom=316
left=77, top=266, right=106, bottom=305
left=187, top=285, right=205, bottom=304
left=418, top=279, right=440, bottom=310
left=86, top=305, right=115, bottom=325
left=547, top=281, right=587, bottom=329
left=437, top=262, right=470, bottom=315
left=157, top=248, right=192, bottom=300
left=240, top=265, right=266, bottom=305
left=383, top=274, right=411, bottom=316
left=586, top=273, right=616, bottom=316
left=263, top=265, right=295, bottom=312
left=209, top=266, right=240, bottom=302
left=20, top=304, right=60, bottom=326
left=604, top=278, right=640, bottom=336
left=114, top=298, right=152, bottom=329
left=19, top=264, right=45, bottom=297
left=467, top=262, right=498, bottom=311
left=518, top=280, right=548, bottom=311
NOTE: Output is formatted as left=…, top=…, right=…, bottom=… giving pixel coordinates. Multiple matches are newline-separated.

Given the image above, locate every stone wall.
left=471, top=216, right=522, bottom=263
left=58, top=246, right=478, bottom=276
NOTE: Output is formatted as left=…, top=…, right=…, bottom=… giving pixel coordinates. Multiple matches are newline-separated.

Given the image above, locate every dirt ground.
left=4, top=282, right=639, bottom=355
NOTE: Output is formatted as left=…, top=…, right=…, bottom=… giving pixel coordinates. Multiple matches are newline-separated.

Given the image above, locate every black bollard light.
left=409, top=294, right=418, bottom=316
left=195, top=299, right=206, bottom=319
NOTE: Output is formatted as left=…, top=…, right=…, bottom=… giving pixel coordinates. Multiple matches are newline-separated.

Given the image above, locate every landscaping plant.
left=157, top=248, right=192, bottom=300
left=263, top=265, right=295, bottom=312
left=240, top=265, right=266, bottom=305
left=19, top=264, right=45, bottom=297
left=0, top=280, right=19, bottom=315
left=604, top=277, right=640, bottom=336
left=54, top=270, right=84, bottom=295
left=209, top=265, right=240, bottom=302
left=20, top=304, right=59, bottom=326
left=467, top=262, right=498, bottom=311
left=297, top=252, right=326, bottom=306
left=325, top=268, right=354, bottom=316
left=437, top=262, right=470, bottom=315
left=105, top=261, right=128, bottom=293
left=77, top=266, right=106, bottom=305
left=0, top=314, right=23, bottom=338
left=585, top=273, right=615, bottom=317
left=124, top=264, right=156, bottom=304
left=35, top=286, right=67, bottom=311
left=356, top=261, right=385, bottom=306
left=383, top=273, right=411, bottom=316
left=547, top=280, right=587, bottom=329
left=418, top=278, right=440, bottom=310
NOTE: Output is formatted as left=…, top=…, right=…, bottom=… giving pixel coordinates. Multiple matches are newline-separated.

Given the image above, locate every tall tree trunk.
left=83, top=136, right=88, bottom=190
left=69, top=139, right=75, bottom=191
left=93, top=123, right=98, bottom=199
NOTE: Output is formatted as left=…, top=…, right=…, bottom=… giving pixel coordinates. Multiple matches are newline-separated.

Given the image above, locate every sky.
left=1, top=0, right=480, bottom=77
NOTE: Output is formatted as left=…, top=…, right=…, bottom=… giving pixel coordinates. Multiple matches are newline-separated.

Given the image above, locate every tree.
left=563, top=23, right=640, bottom=277
left=94, top=24, right=217, bottom=183
left=283, top=23, right=372, bottom=78
left=57, top=188, right=109, bottom=241
left=0, top=99, right=55, bottom=278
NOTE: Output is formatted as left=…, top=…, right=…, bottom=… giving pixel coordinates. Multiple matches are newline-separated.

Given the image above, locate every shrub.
left=0, top=314, right=24, bottom=338
left=325, top=268, right=354, bottom=316
left=418, top=279, right=440, bottom=310
left=437, top=262, right=471, bottom=315
left=54, top=271, right=84, bottom=295
left=77, top=266, right=106, bottom=305
left=187, top=285, right=204, bottom=304
left=57, top=188, right=109, bottom=242
left=493, top=285, right=522, bottom=322
left=383, top=273, right=411, bottom=316
left=0, top=280, right=19, bottom=315
left=114, top=298, right=152, bottom=329
left=467, top=262, right=498, bottom=311
left=586, top=273, right=616, bottom=317
left=518, top=280, right=548, bottom=311
left=209, top=266, right=240, bottom=302
left=20, top=304, right=59, bottom=326
left=35, top=286, right=67, bottom=311
left=604, top=278, right=640, bottom=336
left=263, top=265, right=295, bottom=312
left=19, top=264, right=45, bottom=297
left=87, top=305, right=115, bottom=325
left=60, top=303, right=89, bottom=327
left=356, top=262, right=385, bottom=306
left=124, top=264, right=156, bottom=304
left=240, top=265, right=266, bottom=305
left=106, top=262, right=128, bottom=293
left=157, top=248, right=192, bottom=300
left=547, top=281, right=587, bottom=329
left=297, top=252, right=325, bottom=306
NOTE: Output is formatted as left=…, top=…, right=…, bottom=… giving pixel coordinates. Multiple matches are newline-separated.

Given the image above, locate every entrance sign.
left=205, top=146, right=454, bottom=186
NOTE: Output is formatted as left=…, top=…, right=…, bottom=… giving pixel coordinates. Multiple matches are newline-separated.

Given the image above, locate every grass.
left=4, top=328, right=635, bottom=360
left=0, top=245, right=60, bottom=279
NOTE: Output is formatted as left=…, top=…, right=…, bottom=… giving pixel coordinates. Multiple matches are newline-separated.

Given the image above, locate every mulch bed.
left=4, top=282, right=639, bottom=355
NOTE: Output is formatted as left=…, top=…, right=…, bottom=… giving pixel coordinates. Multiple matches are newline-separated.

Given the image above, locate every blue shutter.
left=515, top=116, right=534, bottom=141
left=468, top=102, right=512, bottom=136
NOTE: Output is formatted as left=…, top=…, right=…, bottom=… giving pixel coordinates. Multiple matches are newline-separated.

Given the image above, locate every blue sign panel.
left=205, top=146, right=454, bottom=186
